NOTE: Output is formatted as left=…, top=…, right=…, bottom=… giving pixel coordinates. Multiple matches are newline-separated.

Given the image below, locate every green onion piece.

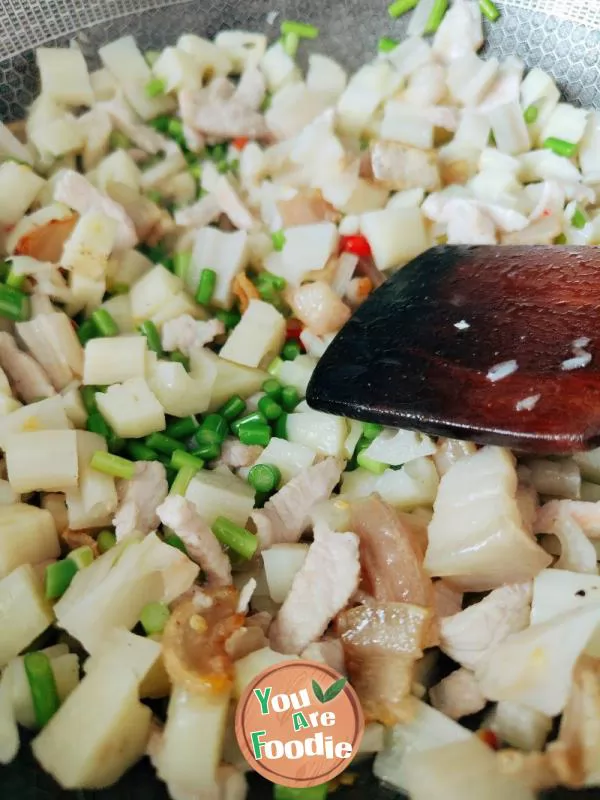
left=217, top=158, right=239, bottom=175
left=258, top=395, right=283, bottom=421
left=280, top=20, right=319, bottom=39
left=167, top=117, right=184, bottom=139
left=207, top=143, right=227, bottom=162
left=91, top=308, right=119, bottom=337
left=170, top=464, right=197, bottom=496
left=0, top=283, right=29, bottom=321
left=164, top=532, right=188, bottom=554
left=45, top=559, right=78, bottom=600
left=282, top=340, right=301, bottom=361
left=170, top=351, right=190, bottom=371
left=219, top=395, right=246, bottom=421
left=200, top=413, right=229, bottom=441
left=173, top=251, right=191, bottom=280
left=86, top=410, right=111, bottom=439
left=543, top=137, right=578, bottom=158
left=239, top=424, right=271, bottom=447
left=262, top=379, right=282, bottom=400
left=195, top=427, right=223, bottom=448
left=126, top=441, right=162, bottom=461
left=97, top=529, right=116, bottom=553
left=145, top=50, right=161, bottom=67
left=192, top=442, right=221, bottom=461
left=80, top=385, right=98, bottom=416
left=146, top=77, right=166, bottom=98
left=215, top=308, right=241, bottom=330
left=555, top=233, right=567, bottom=244
left=248, top=463, right=281, bottom=493
left=90, top=450, right=136, bottom=480
left=67, top=545, right=94, bottom=570
left=357, top=450, right=388, bottom=474
left=188, top=161, right=202, bottom=181
left=109, top=130, right=132, bottom=149
left=231, top=411, right=268, bottom=435
left=274, top=784, right=329, bottom=800
left=6, top=270, right=25, bottom=290
left=268, top=356, right=283, bottom=377
left=378, top=37, right=398, bottom=53
left=23, top=652, right=60, bottom=729
left=282, top=32, right=299, bottom=57
left=271, top=230, right=286, bottom=252
left=388, top=0, right=418, bottom=17
left=149, top=114, right=171, bottom=133
left=211, top=516, right=258, bottom=559
left=145, top=432, right=185, bottom=455
left=479, top=0, right=500, bottom=21
left=571, top=207, right=587, bottom=229
left=139, top=320, right=163, bottom=354
left=146, top=188, right=162, bottom=204
left=196, top=268, right=217, bottom=305
left=523, top=104, right=539, bottom=124
left=424, top=0, right=449, bottom=33
left=281, top=386, right=300, bottom=412
left=165, top=416, right=199, bottom=439
left=171, top=450, right=204, bottom=472
left=274, top=413, right=288, bottom=439
left=77, top=318, right=98, bottom=345
left=362, top=421, right=383, bottom=440
left=140, top=601, right=170, bottom=635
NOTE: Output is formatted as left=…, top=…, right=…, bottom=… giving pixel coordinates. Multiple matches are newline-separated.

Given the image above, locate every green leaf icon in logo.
left=312, top=679, right=325, bottom=703
left=312, top=677, right=347, bottom=703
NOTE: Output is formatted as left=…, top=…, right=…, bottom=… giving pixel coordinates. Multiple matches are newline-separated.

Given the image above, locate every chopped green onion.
left=86, top=411, right=111, bottom=439
left=281, top=386, right=300, bottom=412
left=6, top=270, right=25, bottom=289
left=77, top=318, right=98, bottom=345
left=207, top=143, right=227, bottom=162
left=126, top=441, right=162, bottom=461
left=140, top=601, right=170, bottom=635
left=524, top=104, right=539, bottom=124
left=195, top=427, right=223, bottom=448
left=171, top=450, right=204, bottom=472
left=90, top=450, right=136, bottom=480
left=165, top=532, right=187, bottom=554
left=215, top=308, right=242, bottom=331
left=274, top=413, right=288, bottom=439
left=479, top=0, right=500, bottom=21
left=258, top=395, right=283, bottom=421
left=173, top=251, right=191, bottom=280
left=145, top=432, right=185, bottom=455
left=91, top=308, right=119, bottom=337
left=362, top=422, right=383, bottom=440
left=258, top=271, right=287, bottom=292
left=274, top=784, right=329, bottom=800
left=149, top=114, right=171, bottom=133
left=167, top=117, right=184, bottom=139
left=388, top=0, right=418, bottom=17
left=239, top=423, right=271, bottom=447
left=145, top=77, right=166, bottom=98
left=166, top=416, right=199, bottom=439
left=67, top=545, right=94, bottom=570
left=378, top=37, right=398, bottom=53
left=543, top=137, right=578, bottom=158
left=145, top=50, right=161, bottom=67
left=188, top=161, right=202, bottom=181
left=248, top=463, right=281, bottom=493
left=231, top=411, right=268, bottom=435
left=45, top=559, right=78, bottom=600
left=357, top=450, right=388, bottom=474
left=109, top=130, right=132, bottom=149
left=97, top=529, right=116, bottom=553
left=80, top=385, right=98, bottom=416
left=217, top=158, right=239, bottom=175
left=282, top=340, right=301, bottom=361
left=280, top=20, right=320, bottom=39
left=555, top=233, right=567, bottom=245
left=271, top=230, right=286, bottom=252
left=196, top=268, right=217, bottom=305
left=571, top=207, right=587, bottom=229
left=170, top=464, right=197, bottom=496
left=219, top=395, right=246, bottom=421
left=0, top=283, right=29, bottom=321
left=211, top=516, right=258, bottom=559
left=23, top=652, right=60, bottom=729
left=146, top=188, right=162, bottom=204
left=262, top=379, right=282, bottom=400
left=139, top=320, right=163, bottom=354
left=268, top=357, right=283, bottom=377
left=170, top=351, right=190, bottom=371
left=192, top=442, right=221, bottom=461
left=282, top=32, right=300, bottom=57
left=424, top=0, right=449, bottom=33
left=200, top=413, right=229, bottom=440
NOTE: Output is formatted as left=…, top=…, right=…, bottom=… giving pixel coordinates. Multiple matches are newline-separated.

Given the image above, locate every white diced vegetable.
left=264, top=222, right=338, bottom=286
left=96, top=150, right=142, bottom=193
left=541, top=103, right=588, bottom=145
left=0, top=162, right=44, bottom=226
left=130, top=265, right=197, bottom=327
left=531, top=569, right=600, bottom=627
left=189, top=228, right=249, bottom=309
left=97, top=294, right=134, bottom=334
left=32, top=662, right=152, bottom=788
left=376, top=457, right=440, bottom=509
left=276, top=355, right=317, bottom=395
left=36, top=47, right=94, bottom=106
left=0, top=396, right=71, bottom=449
left=219, top=299, right=286, bottom=369
left=447, top=54, right=499, bottom=106
left=214, top=30, right=267, bottom=71
left=260, top=41, right=300, bottom=92
left=61, top=211, right=117, bottom=279
left=262, top=543, right=309, bottom=602
left=385, top=36, right=432, bottom=77
left=286, top=409, right=347, bottom=458
left=185, top=469, right=255, bottom=527
left=361, top=207, right=429, bottom=271
left=146, top=355, right=215, bottom=417
left=0, top=565, right=54, bottom=666
left=0, top=503, right=58, bottom=579
left=8, top=650, right=80, bottom=729
left=107, top=248, right=152, bottom=290
left=30, top=113, right=85, bottom=159
left=83, top=335, right=147, bottom=386
left=41, top=494, right=69, bottom=534
left=253, top=438, right=316, bottom=483
left=381, top=102, right=434, bottom=150
left=0, top=121, right=33, bottom=166
left=85, top=629, right=161, bottom=685
left=340, top=467, right=380, bottom=500
left=0, top=668, right=18, bottom=765
left=65, top=431, right=118, bottom=529
left=234, top=647, right=299, bottom=698
left=489, top=101, right=531, bottom=155
left=96, top=377, right=165, bottom=438
left=488, top=701, right=552, bottom=752
left=178, top=34, right=232, bottom=77
left=364, top=428, right=437, bottom=466
left=152, top=46, right=202, bottom=92
left=66, top=272, right=106, bottom=317
left=5, top=430, right=79, bottom=493
left=337, top=62, right=396, bottom=134
left=307, top=54, right=347, bottom=97
left=202, top=350, right=268, bottom=411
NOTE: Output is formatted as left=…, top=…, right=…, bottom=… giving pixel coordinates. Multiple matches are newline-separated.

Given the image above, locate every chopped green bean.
left=97, top=529, right=116, bottom=553
left=282, top=32, right=299, bottom=57
left=282, top=340, right=301, bottom=361
left=524, top=104, right=539, bottom=124
left=140, top=602, right=170, bottom=635
left=280, top=20, right=319, bottom=38
left=0, top=283, right=29, bottom=321
left=145, top=77, right=166, bottom=98
left=378, top=37, right=398, bottom=53
left=215, top=308, right=241, bottom=330
left=211, top=516, right=258, bottom=559
left=231, top=411, right=268, bottom=435
left=571, top=207, right=587, bottom=229
left=77, top=318, right=98, bottom=345
left=424, top=0, right=448, bottom=33
left=91, top=308, right=119, bottom=337
left=67, top=545, right=94, bottom=570
left=23, top=652, right=60, bottom=729
left=90, top=450, right=136, bottom=480
left=479, top=0, right=500, bottom=21
left=258, top=395, right=283, bottom=421
left=388, top=0, right=418, bottom=18
left=196, top=268, right=217, bottom=305
left=45, top=559, right=77, bottom=600
left=543, top=137, right=578, bottom=158
left=170, top=351, right=190, bottom=371
left=173, top=251, right=191, bottom=280
left=192, top=442, right=221, bottom=461
left=271, top=230, right=286, bottom=252
left=170, top=464, right=197, bottom=496
left=248, top=463, right=281, bottom=493
left=219, top=395, right=246, bottom=421
left=239, top=424, right=271, bottom=447
left=274, top=413, right=288, bottom=439
left=145, top=432, right=186, bottom=455
left=262, top=379, right=282, bottom=400
left=165, top=416, right=199, bottom=439
left=139, top=320, right=163, bottom=354
left=126, top=441, right=162, bottom=461
left=171, top=450, right=204, bottom=472
left=165, top=532, right=187, bottom=554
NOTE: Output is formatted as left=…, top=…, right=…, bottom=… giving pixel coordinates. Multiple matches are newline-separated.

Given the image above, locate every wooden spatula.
left=305, top=245, right=600, bottom=455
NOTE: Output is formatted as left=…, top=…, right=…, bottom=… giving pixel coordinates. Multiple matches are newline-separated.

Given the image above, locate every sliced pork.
left=429, top=668, right=487, bottom=720
left=0, top=332, right=55, bottom=403
left=113, top=460, right=168, bottom=540
left=161, top=314, right=225, bottom=356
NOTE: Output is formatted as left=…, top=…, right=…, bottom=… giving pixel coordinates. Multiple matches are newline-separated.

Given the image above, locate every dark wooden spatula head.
left=306, top=245, right=600, bottom=455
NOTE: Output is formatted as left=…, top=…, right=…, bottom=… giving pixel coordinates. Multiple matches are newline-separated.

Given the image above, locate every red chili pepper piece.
left=476, top=728, right=500, bottom=750
left=232, top=137, right=249, bottom=151
left=286, top=318, right=303, bottom=340
left=340, top=234, right=372, bottom=258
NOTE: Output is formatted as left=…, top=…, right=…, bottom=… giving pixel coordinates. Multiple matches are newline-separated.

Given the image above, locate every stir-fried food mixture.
left=1, top=1, right=600, bottom=798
